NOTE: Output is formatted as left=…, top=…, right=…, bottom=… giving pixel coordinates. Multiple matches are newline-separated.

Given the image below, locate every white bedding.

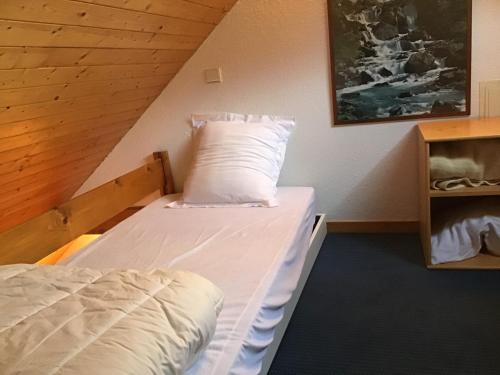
left=0, top=265, right=223, bottom=375
left=61, top=187, right=315, bottom=374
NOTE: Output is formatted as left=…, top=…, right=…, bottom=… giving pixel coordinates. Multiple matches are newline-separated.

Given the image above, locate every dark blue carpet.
left=268, top=234, right=500, bottom=375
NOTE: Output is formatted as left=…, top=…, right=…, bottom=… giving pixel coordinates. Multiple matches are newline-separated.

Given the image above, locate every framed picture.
left=328, top=0, right=472, bottom=125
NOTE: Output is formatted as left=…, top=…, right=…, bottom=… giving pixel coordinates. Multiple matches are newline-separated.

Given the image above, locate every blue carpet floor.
left=268, top=234, right=500, bottom=375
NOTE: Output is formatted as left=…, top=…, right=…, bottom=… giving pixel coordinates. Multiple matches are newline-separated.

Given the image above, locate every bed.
left=0, top=152, right=326, bottom=374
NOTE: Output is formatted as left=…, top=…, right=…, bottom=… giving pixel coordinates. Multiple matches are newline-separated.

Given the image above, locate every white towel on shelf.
left=430, top=139, right=500, bottom=191
left=430, top=156, right=485, bottom=181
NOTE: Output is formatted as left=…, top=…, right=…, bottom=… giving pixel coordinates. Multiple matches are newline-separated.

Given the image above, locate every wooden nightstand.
left=418, top=118, right=500, bottom=269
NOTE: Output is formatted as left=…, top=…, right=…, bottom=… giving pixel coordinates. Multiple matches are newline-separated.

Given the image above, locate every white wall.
left=77, top=0, right=500, bottom=221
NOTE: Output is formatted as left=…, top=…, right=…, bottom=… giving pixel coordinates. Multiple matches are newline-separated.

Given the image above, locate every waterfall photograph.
left=328, top=0, right=472, bottom=125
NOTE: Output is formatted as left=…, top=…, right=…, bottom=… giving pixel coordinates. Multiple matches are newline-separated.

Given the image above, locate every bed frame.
left=259, top=213, right=327, bottom=374
left=0, top=150, right=327, bottom=375
left=0, top=151, right=174, bottom=265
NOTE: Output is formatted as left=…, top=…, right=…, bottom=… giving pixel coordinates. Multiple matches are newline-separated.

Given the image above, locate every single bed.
left=0, top=152, right=326, bottom=374
left=59, top=187, right=321, bottom=374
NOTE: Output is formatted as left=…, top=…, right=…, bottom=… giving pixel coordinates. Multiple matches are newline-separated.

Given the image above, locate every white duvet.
left=0, top=264, right=224, bottom=375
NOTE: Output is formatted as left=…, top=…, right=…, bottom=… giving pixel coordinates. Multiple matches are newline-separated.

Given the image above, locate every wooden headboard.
left=0, top=151, right=174, bottom=265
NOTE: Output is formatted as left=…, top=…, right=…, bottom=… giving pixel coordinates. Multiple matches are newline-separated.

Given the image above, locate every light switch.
left=204, top=67, right=223, bottom=84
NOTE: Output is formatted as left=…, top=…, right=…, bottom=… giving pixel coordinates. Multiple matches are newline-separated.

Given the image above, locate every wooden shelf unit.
left=429, top=185, right=500, bottom=198
left=418, top=118, right=500, bottom=270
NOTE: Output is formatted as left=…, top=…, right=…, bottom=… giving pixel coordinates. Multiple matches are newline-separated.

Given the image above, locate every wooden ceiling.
left=0, top=0, right=237, bottom=233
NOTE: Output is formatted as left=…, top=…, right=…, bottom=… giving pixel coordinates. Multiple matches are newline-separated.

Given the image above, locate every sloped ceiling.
left=0, top=0, right=237, bottom=232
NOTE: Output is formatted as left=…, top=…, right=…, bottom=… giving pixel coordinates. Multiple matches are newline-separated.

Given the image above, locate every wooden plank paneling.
left=0, top=0, right=237, bottom=233
left=0, top=20, right=204, bottom=50
left=1, top=76, right=171, bottom=107
left=0, top=99, right=150, bottom=138
left=0, top=109, right=142, bottom=152
left=0, top=121, right=135, bottom=175
left=79, top=0, right=227, bottom=24
left=0, top=187, right=78, bottom=234
left=190, top=0, right=237, bottom=10
left=0, top=86, right=163, bottom=124
left=0, top=47, right=193, bottom=70
left=0, top=153, right=109, bottom=196
left=0, top=160, right=164, bottom=264
left=0, top=154, right=112, bottom=232
left=0, top=143, right=118, bottom=208
left=0, top=124, right=131, bottom=177
left=0, top=0, right=215, bottom=36
left=0, top=131, right=129, bottom=178
left=0, top=64, right=179, bottom=89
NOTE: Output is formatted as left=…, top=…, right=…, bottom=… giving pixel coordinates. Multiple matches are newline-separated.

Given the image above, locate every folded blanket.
left=0, top=265, right=224, bottom=375
left=430, top=156, right=485, bottom=181
left=430, top=140, right=500, bottom=191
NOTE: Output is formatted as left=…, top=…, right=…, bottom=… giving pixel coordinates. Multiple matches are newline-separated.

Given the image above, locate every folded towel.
left=430, top=156, right=484, bottom=180
left=431, top=177, right=500, bottom=191
left=430, top=139, right=500, bottom=190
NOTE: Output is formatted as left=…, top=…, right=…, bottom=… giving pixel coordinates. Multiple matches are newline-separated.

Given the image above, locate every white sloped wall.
left=76, top=0, right=500, bottom=221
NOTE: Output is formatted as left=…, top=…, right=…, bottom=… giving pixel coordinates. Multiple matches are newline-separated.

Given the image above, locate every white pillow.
left=170, top=118, right=294, bottom=207
left=191, top=112, right=295, bottom=172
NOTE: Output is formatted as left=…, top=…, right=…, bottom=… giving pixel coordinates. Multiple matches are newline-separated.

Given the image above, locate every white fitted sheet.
left=61, top=187, right=316, bottom=375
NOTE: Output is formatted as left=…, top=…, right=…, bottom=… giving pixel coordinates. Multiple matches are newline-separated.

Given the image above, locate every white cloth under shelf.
left=431, top=198, right=500, bottom=264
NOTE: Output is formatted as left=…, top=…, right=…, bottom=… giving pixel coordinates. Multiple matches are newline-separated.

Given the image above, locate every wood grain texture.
left=0, top=47, right=193, bottom=70
left=0, top=20, right=204, bottom=50
left=37, top=234, right=101, bottom=265
left=89, top=207, right=144, bottom=234
left=0, top=159, right=164, bottom=263
left=429, top=185, right=500, bottom=198
left=78, top=0, right=229, bottom=24
left=0, top=0, right=215, bottom=36
left=419, top=117, right=500, bottom=142
left=1, top=76, right=171, bottom=107
left=0, top=0, right=236, bottom=233
left=327, top=221, right=419, bottom=233
left=0, top=99, right=150, bottom=138
left=428, top=253, right=500, bottom=270
left=418, top=118, right=500, bottom=269
left=153, top=151, right=175, bottom=195
left=0, top=86, right=163, bottom=124
left=0, top=64, right=180, bottom=89
left=418, top=134, right=432, bottom=265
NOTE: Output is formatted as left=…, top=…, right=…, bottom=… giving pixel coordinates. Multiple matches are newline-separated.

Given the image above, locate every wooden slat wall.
left=0, top=0, right=237, bottom=233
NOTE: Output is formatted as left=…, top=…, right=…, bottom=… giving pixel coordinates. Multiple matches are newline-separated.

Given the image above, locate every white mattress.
left=61, top=187, right=315, bottom=375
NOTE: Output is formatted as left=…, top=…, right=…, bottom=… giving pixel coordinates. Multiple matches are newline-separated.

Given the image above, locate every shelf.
left=429, top=185, right=500, bottom=198
left=428, top=253, right=500, bottom=270
left=419, top=117, right=500, bottom=270
left=419, top=117, right=500, bottom=142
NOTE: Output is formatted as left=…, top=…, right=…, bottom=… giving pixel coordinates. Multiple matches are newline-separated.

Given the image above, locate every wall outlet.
left=204, top=67, right=223, bottom=83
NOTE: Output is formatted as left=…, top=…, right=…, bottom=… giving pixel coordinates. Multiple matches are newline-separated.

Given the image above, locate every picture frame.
left=328, top=0, right=472, bottom=126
